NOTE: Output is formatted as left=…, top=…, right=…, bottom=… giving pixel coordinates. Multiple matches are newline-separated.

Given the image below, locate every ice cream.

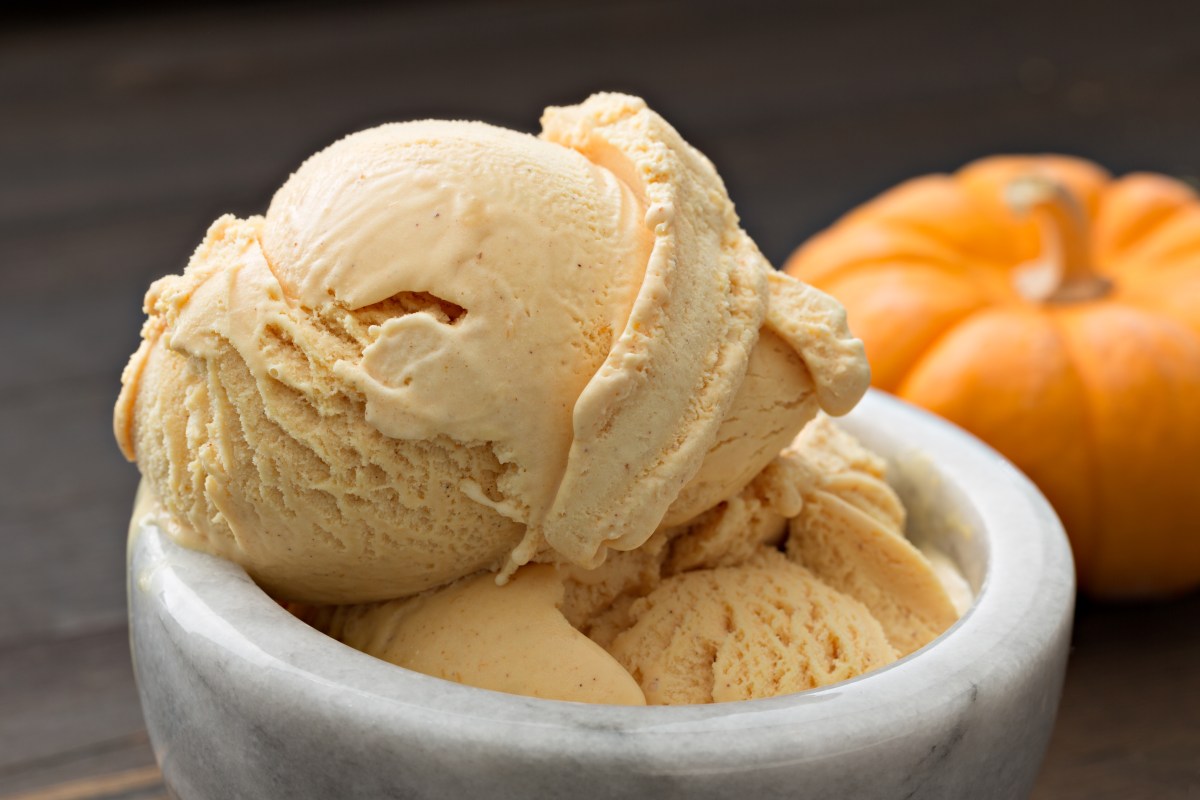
left=117, top=92, right=964, bottom=706
left=605, top=550, right=898, bottom=705
left=115, top=94, right=867, bottom=604
left=293, top=565, right=647, bottom=706
left=289, top=416, right=961, bottom=704
left=784, top=419, right=961, bottom=657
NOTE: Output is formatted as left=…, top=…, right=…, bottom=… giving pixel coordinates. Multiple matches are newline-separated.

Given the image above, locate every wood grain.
left=1032, top=594, right=1200, bottom=799
left=2, top=766, right=164, bottom=800
left=1, top=1, right=1198, bottom=797
left=0, top=630, right=155, bottom=796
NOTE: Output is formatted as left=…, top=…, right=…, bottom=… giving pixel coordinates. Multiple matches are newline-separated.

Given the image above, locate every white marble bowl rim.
left=130, top=389, right=1075, bottom=766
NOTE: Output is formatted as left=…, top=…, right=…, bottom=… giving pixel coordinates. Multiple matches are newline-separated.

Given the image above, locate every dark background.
left=2, top=1, right=1198, bottom=797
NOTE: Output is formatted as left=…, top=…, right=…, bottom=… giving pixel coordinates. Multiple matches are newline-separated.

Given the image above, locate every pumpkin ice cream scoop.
left=785, top=155, right=1200, bottom=598
left=114, top=93, right=869, bottom=605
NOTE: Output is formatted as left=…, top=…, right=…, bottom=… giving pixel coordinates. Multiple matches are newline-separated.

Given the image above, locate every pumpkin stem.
left=1004, top=174, right=1112, bottom=303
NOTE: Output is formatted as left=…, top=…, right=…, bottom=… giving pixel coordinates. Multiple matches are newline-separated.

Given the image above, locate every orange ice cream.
left=117, top=93, right=962, bottom=705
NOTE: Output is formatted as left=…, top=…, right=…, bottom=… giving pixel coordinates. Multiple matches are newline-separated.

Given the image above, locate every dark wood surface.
left=2, top=1, right=1198, bottom=797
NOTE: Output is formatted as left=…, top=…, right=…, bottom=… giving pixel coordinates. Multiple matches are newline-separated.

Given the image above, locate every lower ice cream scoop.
left=289, top=416, right=964, bottom=704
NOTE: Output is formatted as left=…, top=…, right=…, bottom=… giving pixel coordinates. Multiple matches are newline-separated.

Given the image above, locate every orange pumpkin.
left=785, top=155, right=1200, bottom=599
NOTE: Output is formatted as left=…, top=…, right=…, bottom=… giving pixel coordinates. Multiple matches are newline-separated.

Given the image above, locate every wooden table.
left=2, top=2, right=1197, bottom=797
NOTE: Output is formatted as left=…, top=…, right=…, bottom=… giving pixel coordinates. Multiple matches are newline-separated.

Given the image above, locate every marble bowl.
left=127, top=390, right=1075, bottom=799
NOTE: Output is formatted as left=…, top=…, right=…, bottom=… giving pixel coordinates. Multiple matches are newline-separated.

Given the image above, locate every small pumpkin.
left=785, top=155, right=1200, bottom=599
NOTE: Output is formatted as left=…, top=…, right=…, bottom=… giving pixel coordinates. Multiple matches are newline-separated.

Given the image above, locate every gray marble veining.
left=128, top=390, right=1075, bottom=799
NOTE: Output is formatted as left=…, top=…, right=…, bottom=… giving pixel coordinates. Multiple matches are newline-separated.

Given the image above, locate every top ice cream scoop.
left=114, top=93, right=869, bottom=604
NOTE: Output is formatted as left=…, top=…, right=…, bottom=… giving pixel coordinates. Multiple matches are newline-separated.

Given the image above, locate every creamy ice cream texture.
left=115, top=93, right=865, bottom=602
left=292, top=416, right=961, bottom=705
left=116, top=92, right=963, bottom=705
